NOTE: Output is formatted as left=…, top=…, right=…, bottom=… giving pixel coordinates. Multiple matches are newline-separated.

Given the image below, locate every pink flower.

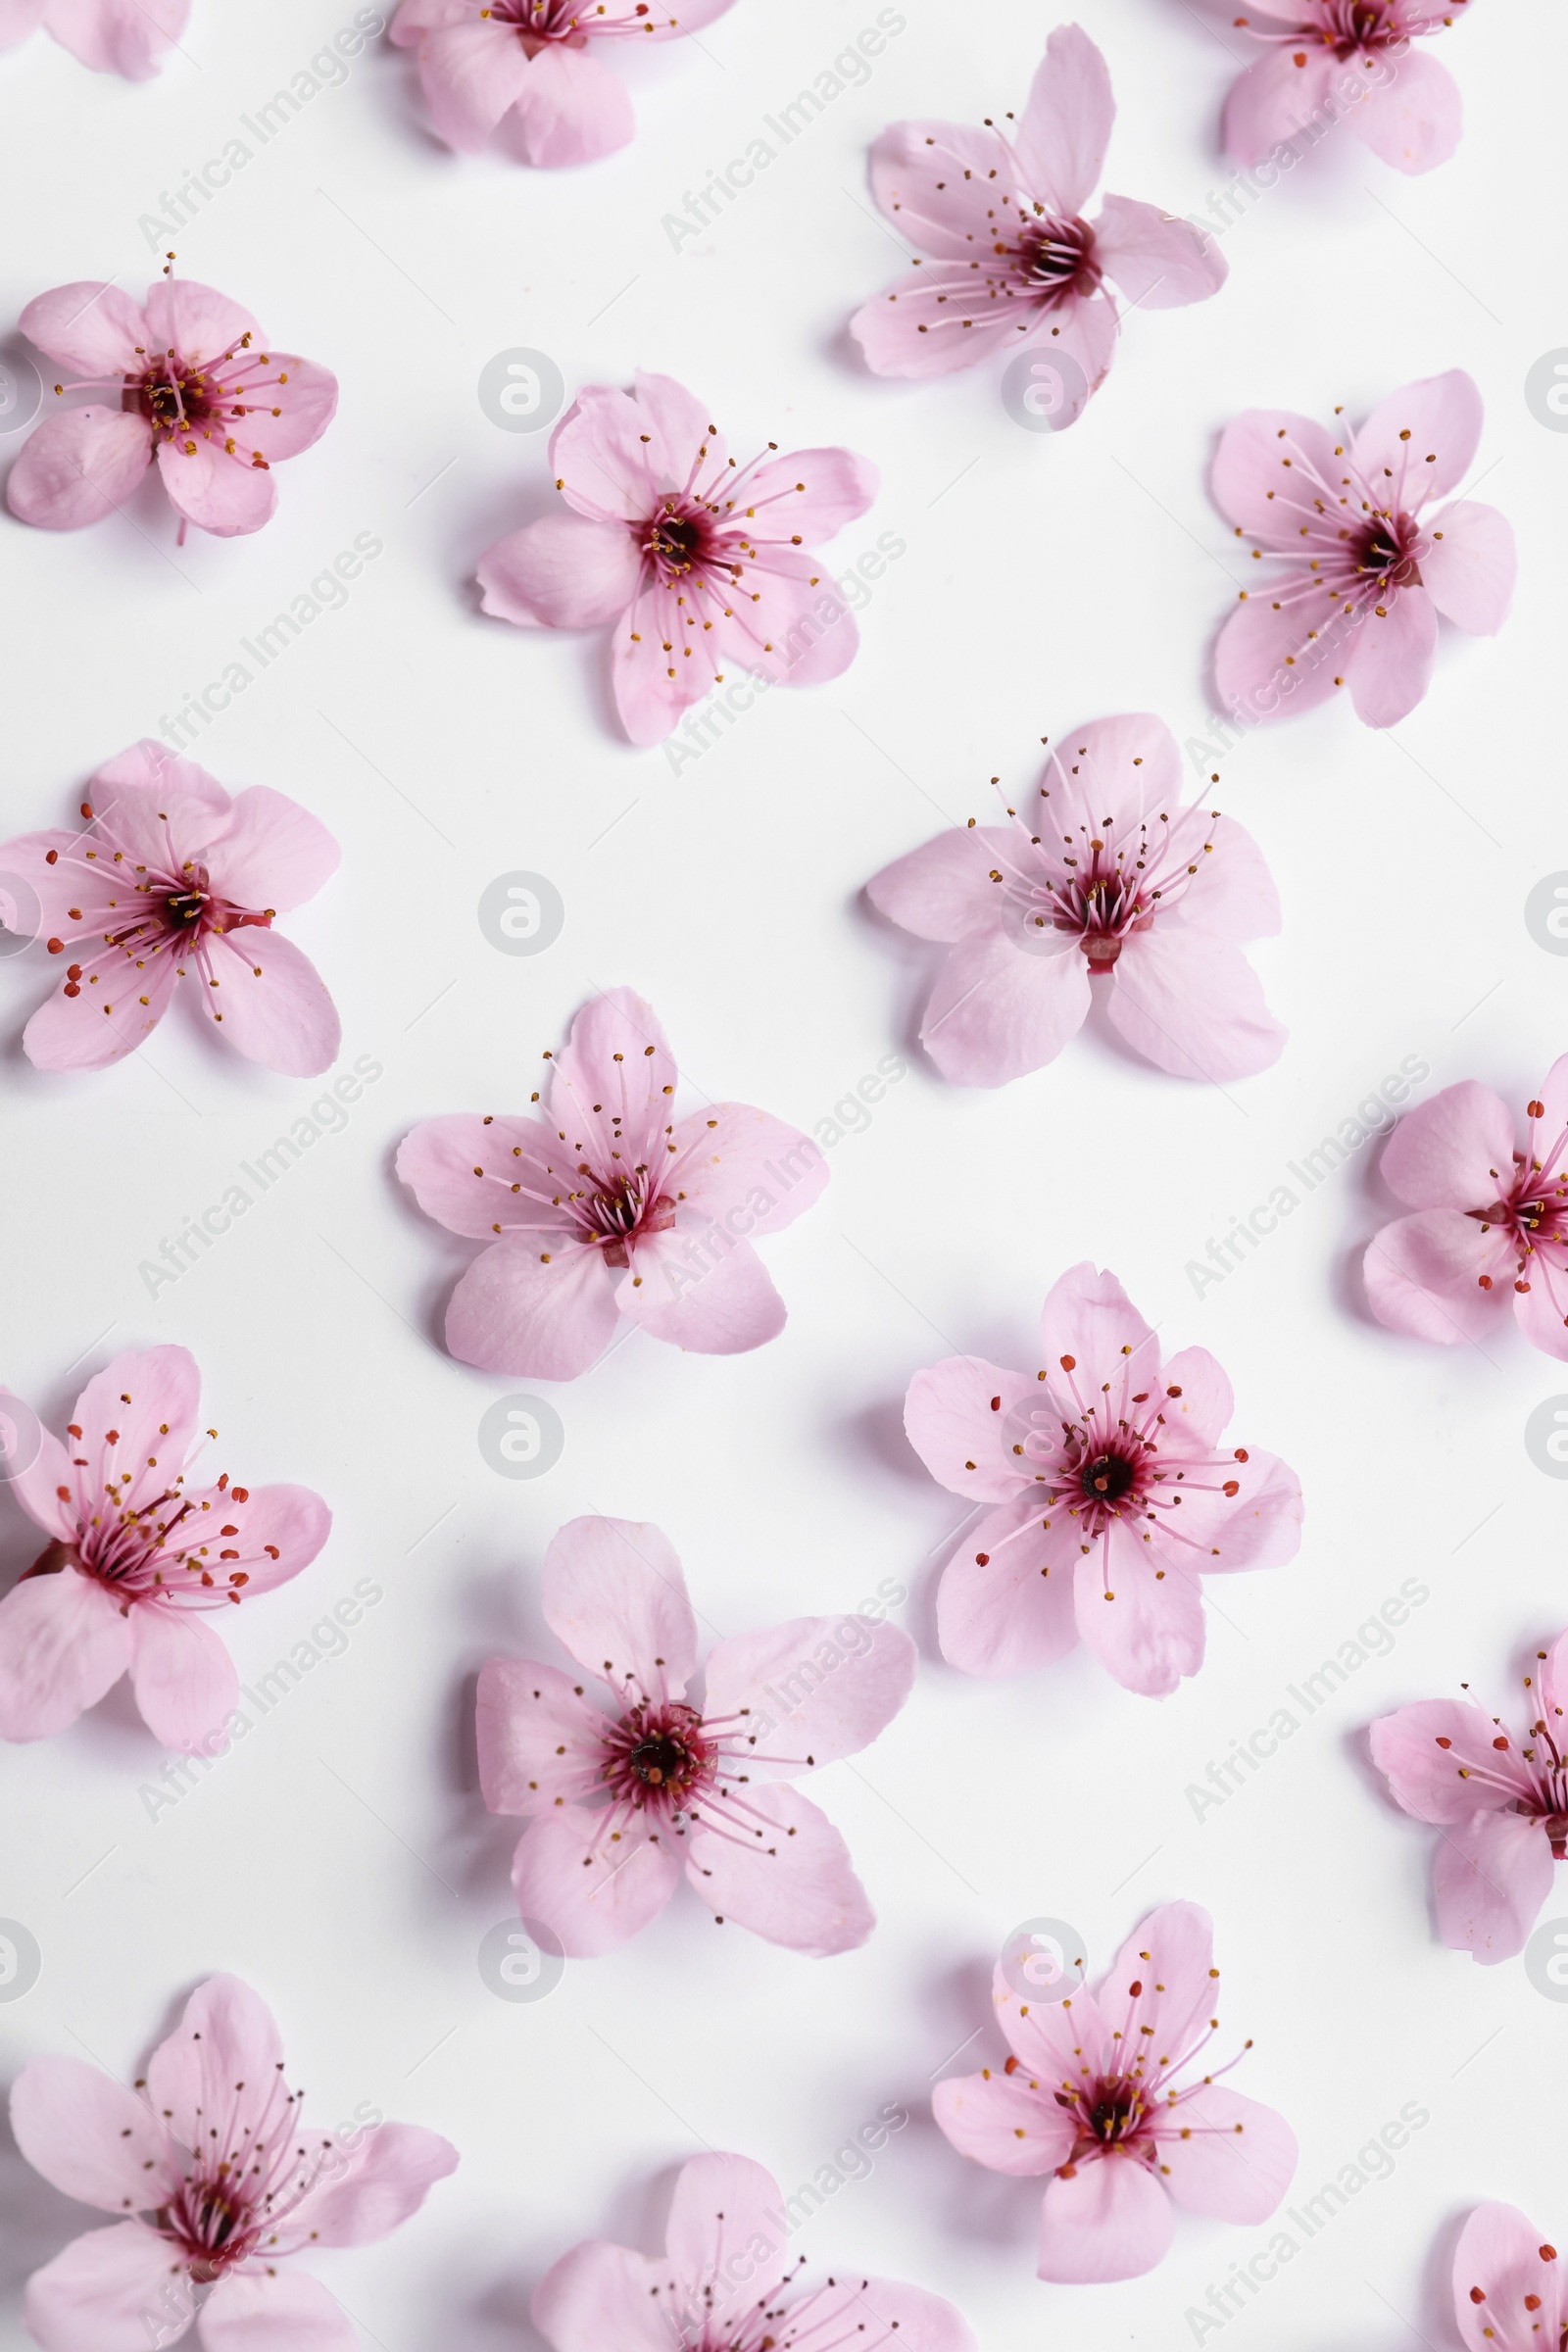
left=867, top=711, right=1284, bottom=1087
left=11, top=1974, right=457, bottom=2352
left=0, top=0, right=188, bottom=78
left=1454, top=2204, right=1567, bottom=2348
left=8, top=274, right=337, bottom=537
left=1224, top=1, right=1473, bottom=177
left=390, top=0, right=735, bottom=166
left=478, top=1514, right=916, bottom=1956
left=1211, top=368, right=1515, bottom=730
left=476, top=369, right=877, bottom=745
left=0, top=1346, right=331, bottom=1753
left=849, top=24, right=1226, bottom=416
left=0, top=739, right=341, bottom=1075
left=908, top=1262, right=1302, bottom=1697
left=1363, top=1061, right=1568, bottom=1358
left=933, top=1901, right=1297, bottom=2283
left=398, top=985, right=828, bottom=1378
left=1370, top=1634, right=1568, bottom=1964
left=534, top=2150, right=976, bottom=2352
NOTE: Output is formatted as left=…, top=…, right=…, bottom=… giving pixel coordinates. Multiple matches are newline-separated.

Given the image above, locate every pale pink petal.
left=1363, top=1210, right=1512, bottom=1344
left=712, top=546, right=859, bottom=688
left=665, top=2153, right=789, bottom=2318
left=1098, top=1900, right=1217, bottom=2061
left=904, top=1355, right=1038, bottom=1502
left=1222, top=45, right=1338, bottom=168
left=1347, top=46, right=1462, bottom=173
left=8, top=407, right=153, bottom=530
left=1539, top=1629, right=1568, bottom=1733
left=1153, top=2085, right=1296, bottom=2221
left=1512, top=1269, right=1568, bottom=1362
left=204, top=787, right=340, bottom=913
left=1213, top=587, right=1347, bottom=725
left=931, top=2070, right=1072, bottom=2178
left=24, top=2224, right=189, bottom=2352
left=739, top=449, right=877, bottom=546
left=155, top=436, right=278, bottom=538
left=1105, top=927, right=1286, bottom=1082
left=532, top=2242, right=670, bottom=2352
left=1037, top=2156, right=1173, bottom=2283
left=142, top=280, right=260, bottom=368
left=445, top=1240, right=620, bottom=1378
left=477, top=514, right=641, bottom=629
left=42, top=0, right=187, bottom=75
left=1175, top=809, right=1281, bottom=938
left=0, top=830, right=109, bottom=940
left=235, top=355, right=337, bottom=463
left=541, top=1514, right=699, bottom=1694
left=181, top=1482, right=329, bottom=1598
left=1176, top=1446, right=1303, bottom=1574
left=550, top=985, right=675, bottom=1162
left=511, top=1804, right=680, bottom=1957
left=414, top=18, right=532, bottom=150
left=918, top=930, right=1091, bottom=1085
left=1351, top=368, right=1482, bottom=505
left=1155, top=1346, right=1234, bottom=1447
left=851, top=265, right=1026, bottom=379
left=666, top=1103, right=827, bottom=1235
left=511, top=39, right=636, bottom=167
left=1040, top=1261, right=1159, bottom=1394
left=1021, top=284, right=1118, bottom=408
left=71, top=1345, right=202, bottom=1511
left=199, top=925, right=339, bottom=1076
left=396, top=1113, right=575, bottom=1243
left=1453, top=2205, right=1567, bottom=2352
left=1039, top=710, right=1182, bottom=831
left=629, top=369, right=726, bottom=478
left=0, top=1395, right=75, bottom=1542
left=1073, top=1529, right=1207, bottom=1697
left=145, top=1978, right=284, bottom=2152
left=1379, top=1079, right=1515, bottom=1209
left=701, top=1614, right=915, bottom=1775
left=795, top=2278, right=975, bottom=2352
left=1346, top=587, right=1438, bottom=727
left=550, top=384, right=662, bottom=523
left=994, top=1968, right=1110, bottom=2080
left=1434, top=1808, right=1555, bottom=1963
left=612, top=575, right=701, bottom=741
left=616, top=1228, right=787, bottom=1354
left=477, top=1659, right=611, bottom=1815
left=684, top=1781, right=873, bottom=1954
left=197, top=2269, right=356, bottom=2352
left=11, top=2057, right=174, bottom=2209
left=90, top=740, right=231, bottom=848
left=936, top=1502, right=1081, bottom=1678
left=866, top=827, right=1014, bottom=943
left=1014, top=24, right=1114, bottom=216
left=0, top=0, right=48, bottom=51
left=127, top=1607, right=238, bottom=1753
left=0, top=1569, right=132, bottom=1740
left=866, top=119, right=1013, bottom=258
left=1422, top=501, right=1516, bottom=634
left=19, top=280, right=148, bottom=373
left=286, top=2122, right=458, bottom=2248
left=1370, top=1698, right=1533, bottom=1825
left=1092, top=194, right=1226, bottom=308
left=24, top=944, right=178, bottom=1071
left=1209, top=408, right=1342, bottom=535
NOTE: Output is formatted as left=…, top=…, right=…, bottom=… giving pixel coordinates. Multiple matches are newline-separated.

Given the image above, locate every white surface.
left=0, top=2, right=1564, bottom=2346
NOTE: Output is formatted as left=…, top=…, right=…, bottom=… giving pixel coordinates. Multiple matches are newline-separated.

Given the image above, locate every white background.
left=1, top=1, right=1564, bottom=2346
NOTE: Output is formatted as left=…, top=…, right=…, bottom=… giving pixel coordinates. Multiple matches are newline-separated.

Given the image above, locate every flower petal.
left=666, top=1103, right=826, bottom=1235
left=204, top=786, right=340, bottom=912
left=396, top=1113, right=575, bottom=1243
left=665, top=2153, right=789, bottom=2318
left=511, top=1803, right=680, bottom=1957
left=0, top=1567, right=132, bottom=1740
left=45, top=0, right=188, bottom=77
left=866, top=826, right=1015, bottom=944
left=412, top=16, right=532, bottom=151
left=1014, top=24, right=1113, bottom=217
left=1097, top=1899, right=1217, bottom=2066
left=1434, top=1809, right=1555, bottom=1963
left=24, top=942, right=179, bottom=1071
left=550, top=383, right=662, bottom=523
left=11, top=2057, right=174, bottom=2210
left=1351, top=368, right=1482, bottom=506
left=1370, top=1699, right=1534, bottom=1826
left=1347, top=586, right=1438, bottom=727
left=201, top=925, right=339, bottom=1076
left=532, top=2242, right=671, bottom=2352
left=789, top=2278, right=975, bottom=2352
left=616, top=1229, right=787, bottom=1355
left=24, top=2224, right=190, bottom=2352
left=145, top=1977, right=285, bottom=2156
left=510, top=40, right=635, bottom=168
left=541, top=1514, right=698, bottom=1696
left=1422, top=501, right=1516, bottom=635
left=1037, top=2155, right=1173, bottom=2283
left=477, top=514, right=641, bottom=630
left=127, top=1607, right=238, bottom=1753
left=1213, top=588, right=1348, bottom=727
left=1153, top=2084, right=1296, bottom=2222
left=235, top=355, right=337, bottom=463
left=1379, top=1080, right=1515, bottom=1210
left=287, top=2121, right=458, bottom=2248
left=739, top=448, right=877, bottom=546
left=19, top=280, right=148, bottom=373
left=445, top=1240, right=620, bottom=1378
left=197, top=2269, right=357, bottom=2352
left=936, top=1500, right=1081, bottom=1678
left=1073, top=1531, right=1207, bottom=1697
left=155, top=435, right=278, bottom=538
left=1363, top=1209, right=1512, bottom=1345
left=850, top=264, right=1028, bottom=379
left=905, top=1356, right=1038, bottom=1502
left=1040, top=1261, right=1159, bottom=1394
left=702, top=1614, right=915, bottom=1775
left=1453, top=2204, right=1567, bottom=2352
left=918, top=930, right=1092, bottom=1086
left=476, top=1658, right=611, bottom=1815
left=142, top=279, right=261, bottom=363
left=1210, top=406, right=1343, bottom=534
left=1348, top=45, right=1462, bottom=174
left=866, top=118, right=1013, bottom=259
left=931, top=2069, right=1073, bottom=2178
left=684, top=1781, right=873, bottom=1954
left=8, top=407, right=153, bottom=531
left=551, top=985, right=676, bottom=1165
left=1222, top=45, right=1338, bottom=169
left=1105, top=928, right=1285, bottom=1083
left=1092, top=194, right=1225, bottom=308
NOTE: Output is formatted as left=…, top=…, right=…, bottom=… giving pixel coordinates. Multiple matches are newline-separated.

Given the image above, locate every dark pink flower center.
left=1064, top=2074, right=1146, bottom=2146
left=1465, top=1118, right=1568, bottom=1307
left=1015, top=214, right=1098, bottom=301
left=573, top=1166, right=677, bottom=1268
left=1354, top=507, right=1423, bottom=589
left=486, top=0, right=665, bottom=46
left=983, top=795, right=1216, bottom=970
left=27, top=1426, right=261, bottom=1613
left=602, top=1701, right=716, bottom=1815
left=48, top=830, right=273, bottom=1005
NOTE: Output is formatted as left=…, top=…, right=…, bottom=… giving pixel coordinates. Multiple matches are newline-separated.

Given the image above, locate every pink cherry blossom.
left=908, top=1262, right=1302, bottom=1697
left=0, top=1346, right=330, bottom=1753
left=534, top=2150, right=976, bottom=2352
left=1211, top=368, right=1514, bottom=730
left=390, top=0, right=735, bottom=166
left=1454, top=2204, right=1567, bottom=2350
left=0, top=739, right=341, bottom=1075
left=849, top=24, right=1226, bottom=417
left=1224, top=1, right=1473, bottom=178
left=476, top=369, right=877, bottom=745
left=866, top=711, right=1284, bottom=1087
left=8, top=274, right=337, bottom=537
left=398, top=986, right=828, bottom=1378
left=1363, top=1060, right=1568, bottom=1358
left=11, top=1974, right=457, bottom=2352
left=478, top=1514, right=915, bottom=1956
left=0, top=0, right=187, bottom=78
left=934, top=1901, right=1297, bottom=2282
left=1370, top=1633, right=1568, bottom=1964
